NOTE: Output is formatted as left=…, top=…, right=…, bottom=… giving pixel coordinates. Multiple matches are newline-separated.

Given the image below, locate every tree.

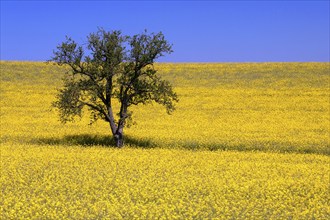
left=50, top=28, right=178, bottom=147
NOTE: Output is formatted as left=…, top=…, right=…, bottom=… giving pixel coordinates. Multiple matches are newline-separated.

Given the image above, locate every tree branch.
left=81, top=101, right=110, bottom=122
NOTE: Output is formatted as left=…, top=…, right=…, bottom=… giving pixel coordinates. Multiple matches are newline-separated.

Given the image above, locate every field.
left=1, top=61, right=329, bottom=219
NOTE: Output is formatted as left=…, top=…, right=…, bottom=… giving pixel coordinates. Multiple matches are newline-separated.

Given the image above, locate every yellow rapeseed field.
left=1, top=61, right=329, bottom=219
left=1, top=144, right=329, bottom=219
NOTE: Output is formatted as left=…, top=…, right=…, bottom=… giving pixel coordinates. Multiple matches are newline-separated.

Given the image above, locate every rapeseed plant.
left=1, top=145, right=329, bottom=219
left=0, top=61, right=329, bottom=218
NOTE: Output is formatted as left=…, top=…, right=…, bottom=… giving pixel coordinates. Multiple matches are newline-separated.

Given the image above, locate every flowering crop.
left=1, top=144, right=329, bottom=219
left=0, top=61, right=329, bottom=218
left=1, top=62, right=328, bottom=154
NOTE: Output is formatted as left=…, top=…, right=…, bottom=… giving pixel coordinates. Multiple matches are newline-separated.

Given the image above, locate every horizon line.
left=1, top=60, right=329, bottom=64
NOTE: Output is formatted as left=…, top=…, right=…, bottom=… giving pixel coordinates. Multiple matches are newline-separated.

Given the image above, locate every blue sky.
left=1, top=1, right=329, bottom=62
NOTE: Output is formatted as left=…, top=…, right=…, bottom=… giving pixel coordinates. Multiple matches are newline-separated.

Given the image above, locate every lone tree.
left=50, top=28, right=178, bottom=147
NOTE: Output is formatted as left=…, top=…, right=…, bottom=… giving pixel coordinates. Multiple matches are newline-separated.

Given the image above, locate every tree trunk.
left=109, top=117, right=125, bottom=148
left=114, top=131, right=124, bottom=148
left=108, top=106, right=117, bottom=135
left=107, top=106, right=124, bottom=148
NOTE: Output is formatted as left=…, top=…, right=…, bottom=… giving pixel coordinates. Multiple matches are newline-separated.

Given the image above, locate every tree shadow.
left=32, top=135, right=329, bottom=155
left=34, top=134, right=155, bottom=149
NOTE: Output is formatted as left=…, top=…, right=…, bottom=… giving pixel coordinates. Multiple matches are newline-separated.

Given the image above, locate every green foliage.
left=49, top=28, right=178, bottom=146
left=53, top=77, right=84, bottom=123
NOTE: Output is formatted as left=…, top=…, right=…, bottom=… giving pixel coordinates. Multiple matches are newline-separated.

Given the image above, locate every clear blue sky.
left=1, top=1, right=329, bottom=62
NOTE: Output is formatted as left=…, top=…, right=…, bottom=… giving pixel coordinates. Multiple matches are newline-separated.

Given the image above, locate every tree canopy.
left=50, top=28, right=178, bottom=147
